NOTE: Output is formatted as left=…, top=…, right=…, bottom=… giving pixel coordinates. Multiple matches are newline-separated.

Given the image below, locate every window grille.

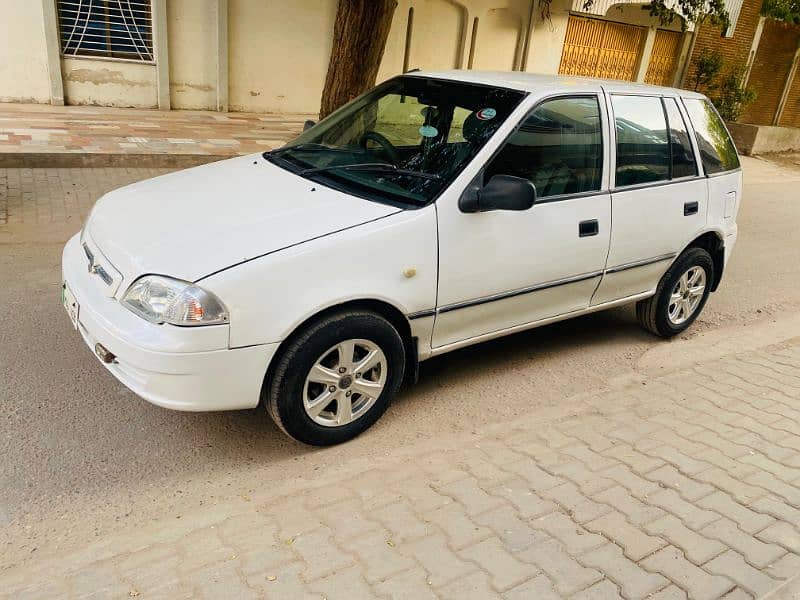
left=58, top=0, right=154, bottom=62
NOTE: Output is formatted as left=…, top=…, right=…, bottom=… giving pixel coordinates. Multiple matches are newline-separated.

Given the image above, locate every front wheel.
left=636, top=247, right=714, bottom=337
left=264, top=310, right=405, bottom=446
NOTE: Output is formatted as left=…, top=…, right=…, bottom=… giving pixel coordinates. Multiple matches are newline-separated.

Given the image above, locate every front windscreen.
left=266, top=76, right=526, bottom=207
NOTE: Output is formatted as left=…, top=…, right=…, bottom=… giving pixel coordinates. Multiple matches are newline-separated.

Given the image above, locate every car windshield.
left=266, top=76, right=526, bottom=207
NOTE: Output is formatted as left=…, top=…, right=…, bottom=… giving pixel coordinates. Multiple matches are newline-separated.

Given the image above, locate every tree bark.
left=319, top=0, right=398, bottom=119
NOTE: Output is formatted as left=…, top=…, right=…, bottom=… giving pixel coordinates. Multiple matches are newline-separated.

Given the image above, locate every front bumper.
left=62, top=233, right=277, bottom=411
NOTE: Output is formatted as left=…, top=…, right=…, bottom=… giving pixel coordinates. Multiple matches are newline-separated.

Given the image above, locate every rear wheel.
left=265, top=310, right=405, bottom=446
left=636, top=247, right=714, bottom=337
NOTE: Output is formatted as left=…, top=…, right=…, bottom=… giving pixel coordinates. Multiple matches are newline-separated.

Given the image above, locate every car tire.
left=636, top=247, right=714, bottom=338
left=264, top=309, right=406, bottom=446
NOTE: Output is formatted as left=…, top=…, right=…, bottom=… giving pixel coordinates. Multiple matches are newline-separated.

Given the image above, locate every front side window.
left=484, top=96, right=603, bottom=198
left=664, top=98, right=697, bottom=179
left=683, top=99, right=740, bottom=175
left=613, top=95, right=670, bottom=187
left=270, top=77, right=525, bottom=207
left=58, top=0, right=154, bottom=62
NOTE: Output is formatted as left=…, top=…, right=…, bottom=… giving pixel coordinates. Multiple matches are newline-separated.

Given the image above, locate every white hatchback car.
left=63, top=71, right=741, bottom=445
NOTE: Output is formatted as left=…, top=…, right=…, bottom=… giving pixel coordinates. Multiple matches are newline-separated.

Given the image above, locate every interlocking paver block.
left=346, top=529, right=417, bottom=584
left=594, top=485, right=665, bottom=525
left=375, top=567, right=438, bottom=600
left=646, top=464, right=716, bottom=501
left=550, top=461, right=616, bottom=495
left=705, top=550, right=780, bottom=598
left=438, top=571, right=500, bottom=599
left=579, top=543, right=668, bottom=599
left=519, top=537, right=603, bottom=596
left=398, top=535, right=473, bottom=587
left=503, top=574, right=560, bottom=599
left=745, top=471, right=800, bottom=506
left=435, top=477, right=505, bottom=516
left=425, top=502, right=492, bottom=549
left=571, top=579, right=625, bottom=599
left=648, top=585, right=689, bottom=599
left=308, top=565, right=376, bottom=600
left=645, top=514, right=726, bottom=565
left=529, top=511, right=605, bottom=554
left=459, top=537, right=539, bottom=591
left=647, top=445, right=712, bottom=476
left=503, top=457, right=564, bottom=491
left=697, top=491, right=775, bottom=535
left=394, top=479, right=451, bottom=512
left=540, top=481, right=611, bottom=523
left=585, top=510, right=666, bottom=561
left=701, top=518, right=785, bottom=568
left=648, top=489, right=721, bottom=530
left=641, top=546, right=734, bottom=600
left=246, top=564, right=321, bottom=600
left=600, top=464, right=661, bottom=499
left=765, top=552, right=800, bottom=580
left=562, top=444, right=619, bottom=472
left=318, top=500, right=380, bottom=540
left=290, top=527, right=355, bottom=581
left=186, top=563, right=260, bottom=599
left=757, top=520, right=800, bottom=553
left=371, top=501, right=432, bottom=542
left=474, top=506, right=544, bottom=552
left=695, top=469, right=766, bottom=505
left=489, top=478, right=557, bottom=518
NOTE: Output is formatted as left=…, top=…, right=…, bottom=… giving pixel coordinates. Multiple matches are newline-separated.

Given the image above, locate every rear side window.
left=612, top=95, right=670, bottom=187
left=663, top=98, right=697, bottom=178
left=683, top=98, right=740, bottom=175
left=484, top=96, right=602, bottom=199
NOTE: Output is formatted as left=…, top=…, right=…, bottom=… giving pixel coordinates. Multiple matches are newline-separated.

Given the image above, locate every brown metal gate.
left=559, top=16, right=646, bottom=81
left=644, top=30, right=683, bottom=86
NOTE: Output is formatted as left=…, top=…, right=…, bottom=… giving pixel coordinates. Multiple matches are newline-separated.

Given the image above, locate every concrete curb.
left=0, top=152, right=230, bottom=169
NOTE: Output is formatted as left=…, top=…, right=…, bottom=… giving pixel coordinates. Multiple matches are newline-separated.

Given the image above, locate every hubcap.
left=303, top=339, right=387, bottom=427
left=668, top=266, right=706, bottom=325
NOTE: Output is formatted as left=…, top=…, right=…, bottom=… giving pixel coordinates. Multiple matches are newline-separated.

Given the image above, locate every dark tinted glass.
left=683, top=99, right=740, bottom=175
left=664, top=98, right=697, bottom=178
left=613, top=95, right=670, bottom=187
left=484, top=96, right=602, bottom=198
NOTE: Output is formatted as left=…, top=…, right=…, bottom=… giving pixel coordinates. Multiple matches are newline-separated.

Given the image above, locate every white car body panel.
left=61, top=71, right=742, bottom=413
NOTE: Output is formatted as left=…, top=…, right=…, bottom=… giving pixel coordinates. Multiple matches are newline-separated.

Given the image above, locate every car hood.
left=85, top=154, right=399, bottom=283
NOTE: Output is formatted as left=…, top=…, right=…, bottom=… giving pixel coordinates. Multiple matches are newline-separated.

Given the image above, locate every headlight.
left=122, top=275, right=229, bottom=326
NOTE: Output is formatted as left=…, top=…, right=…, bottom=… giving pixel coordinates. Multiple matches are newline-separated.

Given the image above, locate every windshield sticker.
left=476, top=108, right=497, bottom=121
left=419, top=125, right=439, bottom=138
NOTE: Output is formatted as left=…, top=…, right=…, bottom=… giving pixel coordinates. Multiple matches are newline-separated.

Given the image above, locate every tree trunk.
left=319, top=0, right=398, bottom=119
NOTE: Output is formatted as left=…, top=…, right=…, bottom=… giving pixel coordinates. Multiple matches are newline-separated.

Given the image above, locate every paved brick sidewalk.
left=2, top=337, right=799, bottom=599
left=0, top=103, right=309, bottom=167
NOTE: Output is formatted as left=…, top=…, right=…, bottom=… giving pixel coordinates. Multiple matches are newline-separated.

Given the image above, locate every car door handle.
left=579, top=219, right=599, bottom=237
left=684, top=201, right=699, bottom=216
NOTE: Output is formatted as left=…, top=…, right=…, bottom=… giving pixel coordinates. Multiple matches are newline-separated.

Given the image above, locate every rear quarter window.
left=683, top=98, right=739, bottom=175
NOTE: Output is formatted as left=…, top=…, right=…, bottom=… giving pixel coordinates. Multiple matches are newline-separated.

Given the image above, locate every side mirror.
left=303, top=120, right=316, bottom=132
left=459, top=174, right=537, bottom=213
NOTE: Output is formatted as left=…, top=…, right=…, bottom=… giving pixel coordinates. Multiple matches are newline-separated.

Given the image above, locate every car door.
left=432, top=94, right=612, bottom=349
left=592, top=92, right=707, bottom=305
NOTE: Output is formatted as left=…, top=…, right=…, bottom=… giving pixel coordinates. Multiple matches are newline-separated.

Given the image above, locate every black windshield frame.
left=264, top=76, right=527, bottom=209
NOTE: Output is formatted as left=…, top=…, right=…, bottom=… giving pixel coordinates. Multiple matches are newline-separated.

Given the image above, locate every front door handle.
left=684, top=201, right=699, bottom=216
left=579, top=219, right=599, bottom=237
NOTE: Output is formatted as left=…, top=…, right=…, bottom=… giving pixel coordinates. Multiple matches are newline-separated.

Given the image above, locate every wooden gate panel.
left=559, top=16, right=645, bottom=81
left=645, top=30, right=682, bottom=86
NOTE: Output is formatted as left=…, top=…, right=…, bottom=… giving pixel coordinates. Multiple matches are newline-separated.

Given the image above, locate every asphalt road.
left=1, top=156, right=799, bottom=567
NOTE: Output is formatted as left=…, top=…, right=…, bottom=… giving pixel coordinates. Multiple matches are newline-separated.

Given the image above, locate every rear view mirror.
left=303, top=120, right=316, bottom=131
left=459, top=175, right=537, bottom=213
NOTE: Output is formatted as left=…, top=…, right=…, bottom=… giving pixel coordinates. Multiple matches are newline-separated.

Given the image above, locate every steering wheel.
left=359, top=131, right=401, bottom=165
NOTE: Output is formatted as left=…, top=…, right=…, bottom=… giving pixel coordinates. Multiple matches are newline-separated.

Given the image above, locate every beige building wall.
left=168, top=0, right=218, bottom=109
left=228, top=0, right=337, bottom=113
left=0, top=1, right=52, bottom=103
left=61, top=58, right=158, bottom=108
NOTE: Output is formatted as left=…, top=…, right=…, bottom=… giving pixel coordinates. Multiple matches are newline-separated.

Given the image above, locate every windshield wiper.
left=265, top=143, right=354, bottom=156
left=299, top=162, right=441, bottom=180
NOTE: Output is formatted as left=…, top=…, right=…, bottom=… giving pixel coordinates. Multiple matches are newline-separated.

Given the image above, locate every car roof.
left=406, top=70, right=707, bottom=100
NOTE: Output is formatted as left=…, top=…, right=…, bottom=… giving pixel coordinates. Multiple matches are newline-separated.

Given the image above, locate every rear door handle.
left=579, top=219, right=599, bottom=237
left=684, top=201, right=699, bottom=216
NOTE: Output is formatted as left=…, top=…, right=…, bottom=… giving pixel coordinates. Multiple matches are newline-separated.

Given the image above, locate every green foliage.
left=692, top=48, right=724, bottom=91
left=578, top=0, right=729, bottom=29
left=709, top=65, right=758, bottom=121
left=762, top=0, right=800, bottom=24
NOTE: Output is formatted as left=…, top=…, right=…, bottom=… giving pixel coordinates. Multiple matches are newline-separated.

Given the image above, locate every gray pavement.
left=1, top=156, right=800, bottom=598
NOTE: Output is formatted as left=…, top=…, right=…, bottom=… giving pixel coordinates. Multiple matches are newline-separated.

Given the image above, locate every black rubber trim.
left=605, top=252, right=677, bottom=275
left=407, top=309, right=436, bottom=320
left=437, top=271, right=603, bottom=315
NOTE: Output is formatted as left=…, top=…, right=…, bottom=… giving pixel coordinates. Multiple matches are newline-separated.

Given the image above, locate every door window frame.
left=473, top=92, right=612, bottom=205
left=679, top=96, right=742, bottom=179
left=607, top=91, right=704, bottom=192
